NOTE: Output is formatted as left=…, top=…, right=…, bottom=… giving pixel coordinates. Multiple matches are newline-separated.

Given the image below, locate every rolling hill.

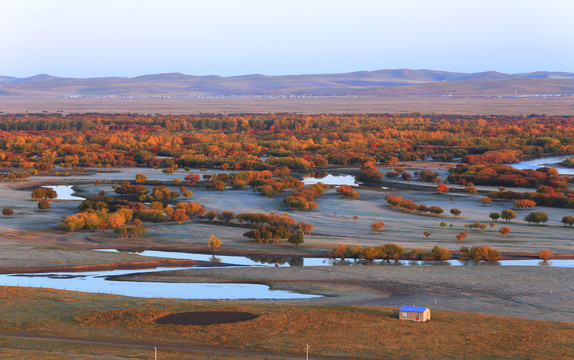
left=1, top=69, right=574, bottom=97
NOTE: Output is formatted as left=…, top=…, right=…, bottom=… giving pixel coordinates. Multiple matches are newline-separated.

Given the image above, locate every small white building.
left=399, top=305, right=431, bottom=322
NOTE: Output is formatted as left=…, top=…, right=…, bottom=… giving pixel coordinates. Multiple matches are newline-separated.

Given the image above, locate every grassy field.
left=0, top=287, right=572, bottom=359
left=1, top=96, right=574, bottom=115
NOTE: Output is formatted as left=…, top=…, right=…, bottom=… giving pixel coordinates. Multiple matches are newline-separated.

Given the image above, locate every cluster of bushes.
left=61, top=189, right=206, bottom=232
left=336, top=185, right=360, bottom=199
left=385, top=195, right=444, bottom=215
left=464, top=222, right=488, bottom=231
left=416, top=170, right=440, bottom=183
left=357, top=162, right=382, bottom=184
left=284, top=183, right=328, bottom=210
left=459, top=246, right=501, bottom=261
left=249, top=176, right=303, bottom=197
left=448, top=164, right=567, bottom=189
left=330, top=243, right=405, bottom=262
left=114, top=220, right=147, bottom=238
left=487, top=188, right=574, bottom=208
left=60, top=208, right=117, bottom=231
left=265, top=156, right=312, bottom=171
left=31, top=187, right=58, bottom=200
left=198, top=170, right=305, bottom=198
left=113, top=182, right=182, bottom=203
left=383, top=167, right=412, bottom=182
left=0, top=170, right=30, bottom=182
left=461, top=149, right=523, bottom=164
left=524, top=211, right=549, bottom=224
left=241, top=212, right=313, bottom=247
left=407, top=246, right=452, bottom=261
left=562, top=215, right=574, bottom=226
left=236, top=212, right=295, bottom=227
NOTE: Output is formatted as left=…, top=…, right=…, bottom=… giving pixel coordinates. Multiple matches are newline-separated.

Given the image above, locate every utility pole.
left=154, top=347, right=157, bottom=360
left=305, top=343, right=310, bottom=360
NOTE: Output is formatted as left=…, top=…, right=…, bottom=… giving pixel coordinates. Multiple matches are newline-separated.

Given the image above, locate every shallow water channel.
left=51, top=185, right=84, bottom=200
left=1, top=250, right=571, bottom=301
left=507, top=154, right=574, bottom=175
left=96, top=249, right=574, bottom=268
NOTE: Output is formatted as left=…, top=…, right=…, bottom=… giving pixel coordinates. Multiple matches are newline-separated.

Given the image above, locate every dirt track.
left=0, top=331, right=355, bottom=360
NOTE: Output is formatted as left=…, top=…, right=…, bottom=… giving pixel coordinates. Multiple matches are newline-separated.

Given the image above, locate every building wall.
left=400, top=309, right=430, bottom=322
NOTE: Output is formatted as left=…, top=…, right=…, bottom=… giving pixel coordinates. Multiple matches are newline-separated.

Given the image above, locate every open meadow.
left=0, top=287, right=572, bottom=359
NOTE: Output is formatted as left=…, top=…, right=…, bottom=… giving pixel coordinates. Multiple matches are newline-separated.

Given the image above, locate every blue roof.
left=399, top=306, right=428, bottom=312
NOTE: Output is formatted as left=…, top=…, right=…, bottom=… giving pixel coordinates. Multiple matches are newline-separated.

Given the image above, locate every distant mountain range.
left=2, top=69, right=574, bottom=97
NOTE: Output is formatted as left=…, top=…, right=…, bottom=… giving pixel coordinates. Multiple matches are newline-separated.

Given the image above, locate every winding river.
left=1, top=250, right=571, bottom=300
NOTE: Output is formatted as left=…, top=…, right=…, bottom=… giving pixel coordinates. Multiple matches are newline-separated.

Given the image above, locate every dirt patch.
left=155, top=311, right=259, bottom=326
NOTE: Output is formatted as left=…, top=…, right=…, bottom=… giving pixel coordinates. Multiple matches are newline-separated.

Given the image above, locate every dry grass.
left=1, top=96, right=574, bottom=115
left=0, top=287, right=572, bottom=359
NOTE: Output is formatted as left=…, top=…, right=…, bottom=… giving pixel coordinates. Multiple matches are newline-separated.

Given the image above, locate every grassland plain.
left=1, top=96, right=574, bottom=115
left=0, top=287, right=572, bottom=360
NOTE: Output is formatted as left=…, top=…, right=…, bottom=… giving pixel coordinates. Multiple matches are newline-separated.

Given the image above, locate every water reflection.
left=97, top=250, right=574, bottom=268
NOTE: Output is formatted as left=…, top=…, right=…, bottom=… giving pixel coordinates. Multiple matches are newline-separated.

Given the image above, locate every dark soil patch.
left=154, top=311, right=259, bottom=326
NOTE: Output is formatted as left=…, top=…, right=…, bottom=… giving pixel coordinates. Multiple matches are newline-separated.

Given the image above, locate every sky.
left=2, top=0, right=574, bottom=78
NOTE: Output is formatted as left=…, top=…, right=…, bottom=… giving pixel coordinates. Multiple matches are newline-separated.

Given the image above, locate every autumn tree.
left=108, top=212, right=126, bottom=229
left=205, top=210, right=217, bottom=222
left=135, top=172, right=147, bottom=184
left=31, top=187, right=58, bottom=201
left=2, top=208, right=14, bottom=216
left=466, top=186, right=477, bottom=194
left=538, top=249, right=553, bottom=261
left=501, top=209, right=516, bottom=222
left=499, top=226, right=511, bottom=238
left=331, top=243, right=348, bottom=260
left=514, top=199, right=536, bottom=209
left=524, top=212, right=548, bottom=225
left=288, top=232, right=304, bottom=247
left=423, top=231, right=431, bottom=239
left=422, top=246, right=451, bottom=261
left=297, top=222, right=314, bottom=234
left=337, top=185, right=360, bottom=199
left=172, top=209, right=190, bottom=224
left=460, top=245, right=501, bottom=261
left=456, top=232, right=467, bottom=243
left=218, top=210, right=235, bottom=225
left=561, top=215, right=574, bottom=226
left=371, top=221, right=385, bottom=234
left=38, top=199, right=51, bottom=211
left=489, top=212, right=500, bottom=221
left=450, top=208, right=461, bottom=218
left=357, top=162, right=383, bottom=185
left=208, top=235, right=222, bottom=251
left=480, top=197, right=491, bottom=206
left=436, top=183, right=450, bottom=193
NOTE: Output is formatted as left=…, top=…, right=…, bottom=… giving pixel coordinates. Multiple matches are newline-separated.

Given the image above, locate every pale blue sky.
left=2, top=0, right=573, bottom=77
